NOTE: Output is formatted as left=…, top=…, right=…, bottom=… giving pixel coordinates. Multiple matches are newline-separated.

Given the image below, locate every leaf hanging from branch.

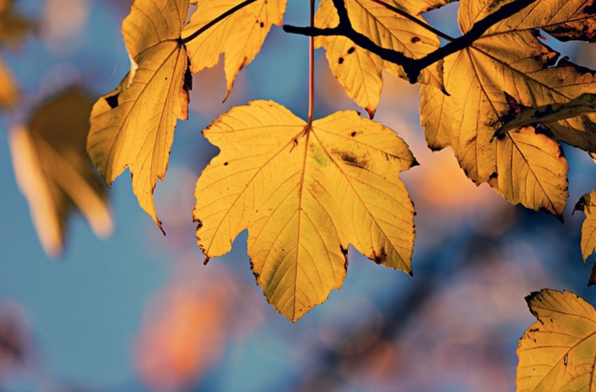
left=87, top=0, right=191, bottom=232
left=194, top=100, right=417, bottom=321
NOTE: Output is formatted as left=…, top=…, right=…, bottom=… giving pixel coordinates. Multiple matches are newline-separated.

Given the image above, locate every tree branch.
left=283, top=0, right=538, bottom=83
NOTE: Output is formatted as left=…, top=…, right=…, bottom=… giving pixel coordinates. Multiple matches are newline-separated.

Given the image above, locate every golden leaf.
left=182, top=0, right=287, bottom=99
left=574, top=191, right=596, bottom=261
left=419, top=0, right=596, bottom=217
left=517, top=289, right=596, bottom=392
left=0, top=55, right=16, bottom=108
left=87, top=0, right=191, bottom=231
left=194, top=100, right=416, bottom=321
left=9, top=89, right=112, bottom=257
left=315, top=0, right=443, bottom=117
left=499, top=93, right=596, bottom=134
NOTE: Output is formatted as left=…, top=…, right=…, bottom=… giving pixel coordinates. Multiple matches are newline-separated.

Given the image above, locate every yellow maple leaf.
left=182, top=0, right=287, bottom=99
left=9, top=89, right=112, bottom=257
left=574, top=191, right=596, bottom=261
left=315, top=0, right=443, bottom=117
left=517, top=289, right=596, bottom=392
left=419, top=0, right=596, bottom=217
left=87, top=0, right=191, bottom=231
left=194, top=100, right=416, bottom=321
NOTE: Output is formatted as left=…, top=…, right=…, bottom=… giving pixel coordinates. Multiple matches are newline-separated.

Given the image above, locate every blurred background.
left=1, top=0, right=596, bottom=391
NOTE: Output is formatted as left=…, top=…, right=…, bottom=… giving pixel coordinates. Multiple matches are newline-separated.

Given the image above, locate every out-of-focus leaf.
left=194, top=100, right=416, bottom=321
left=315, top=0, right=443, bottom=117
left=10, top=88, right=112, bottom=257
left=87, top=0, right=191, bottom=232
left=0, top=55, right=16, bottom=107
left=0, top=0, right=35, bottom=47
left=419, top=0, right=596, bottom=217
left=498, top=93, right=596, bottom=134
left=182, top=0, right=287, bottom=99
left=517, top=289, right=596, bottom=391
left=574, top=191, right=596, bottom=262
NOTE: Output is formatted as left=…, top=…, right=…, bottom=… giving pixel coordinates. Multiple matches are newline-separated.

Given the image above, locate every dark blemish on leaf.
left=165, top=77, right=168, bottom=81
left=411, top=36, right=421, bottom=43
left=260, top=22, right=265, bottom=28
left=564, top=354, right=568, bottom=366
left=106, top=93, right=119, bottom=109
left=334, top=150, right=368, bottom=169
left=372, top=247, right=387, bottom=264
left=184, top=60, right=193, bottom=92
left=489, top=172, right=498, bottom=180
left=340, top=245, right=348, bottom=256
left=350, top=131, right=357, bottom=137
left=347, top=46, right=355, bottom=54
left=338, top=57, right=344, bottom=64
left=223, top=162, right=229, bottom=166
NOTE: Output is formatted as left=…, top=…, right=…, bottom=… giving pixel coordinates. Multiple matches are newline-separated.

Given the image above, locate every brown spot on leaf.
left=223, top=162, right=229, bottom=166
left=347, top=46, right=355, bottom=54
left=489, top=172, right=498, bottom=180
left=106, top=93, right=119, bottom=109
left=335, top=150, right=368, bottom=169
left=372, top=247, right=387, bottom=264
left=350, top=131, right=357, bottom=137
left=338, top=57, right=344, bottom=64
left=260, top=22, right=264, bottom=28
left=411, top=36, right=421, bottom=43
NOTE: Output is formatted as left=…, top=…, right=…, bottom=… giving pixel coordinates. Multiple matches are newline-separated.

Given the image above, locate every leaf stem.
left=307, top=0, right=315, bottom=127
left=180, top=0, right=258, bottom=45
left=369, top=0, right=455, bottom=42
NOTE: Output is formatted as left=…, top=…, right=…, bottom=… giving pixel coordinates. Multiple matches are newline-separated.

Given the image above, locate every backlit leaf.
left=87, top=0, right=191, bottom=231
left=499, top=93, right=596, bottom=134
left=194, top=100, right=416, bottom=321
left=0, top=55, right=16, bottom=108
left=9, top=89, right=112, bottom=257
left=419, top=0, right=596, bottom=217
left=574, top=191, right=596, bottom=261
left=182, top=0, right=287, bottom=99
left=517, top=289, right=596, bottom=392
left=315, top=0, right=443, bottom=117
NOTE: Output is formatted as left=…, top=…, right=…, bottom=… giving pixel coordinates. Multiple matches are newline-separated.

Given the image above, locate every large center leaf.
left=87, top=0, right=191, bottom=231
left=194, top=100, right=416, bottom=321
left=420, top=0, right=596, bottom=218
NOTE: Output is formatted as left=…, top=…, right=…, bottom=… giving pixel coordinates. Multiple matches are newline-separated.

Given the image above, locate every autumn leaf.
left=182, top=0, right=287, bottom=99
left=419, top=0, right=596, bottom=217
left=194, top=100, right=416, bottom=321
left=315, top=0, right=443, bottom=117
left=517, top=289, right=596, bottom=392
left=574, top=191, right=596, bottom=262
left=499, top=93, right=596, bottom=134
left=9, top=88, right=112, bottom=257
left=0, top=0, right=35, bottom=108
left=0, top=56, right=16, bottom=107
left=87, top=0, right=191, bottom=231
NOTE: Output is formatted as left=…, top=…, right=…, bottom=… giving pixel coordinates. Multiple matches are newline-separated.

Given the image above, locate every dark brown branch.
left=283, top=0, right=538, bottom=83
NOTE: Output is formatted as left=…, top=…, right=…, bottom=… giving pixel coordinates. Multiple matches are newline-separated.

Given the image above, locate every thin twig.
left=284, top=0, right=538, bottom=83
left=307, top=0, right=315, bottom=127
